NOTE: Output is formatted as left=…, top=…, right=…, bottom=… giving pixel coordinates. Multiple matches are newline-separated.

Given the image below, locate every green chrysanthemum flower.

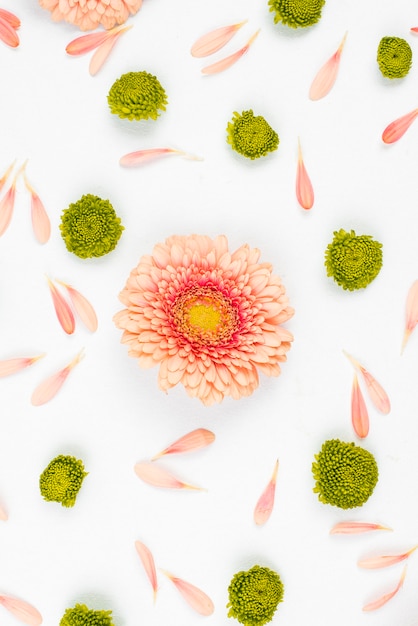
left=268, top=0, right=325, bottom=28
left=40, top=455, right=87, bottom=508
left=227, top=565, right=284, bottom=626
left=377, top=37, right=412, bottom=79
left=107, top=71, right=168, bottom=121
left=227, top=110, right=279, bottom=160
left=60, top=194, right=124, bottom=259
left=60, top=603, right=114, bottom=626
left=324, top=229, right=383, bottom=291
left=312, top=439, right=378, bottom=509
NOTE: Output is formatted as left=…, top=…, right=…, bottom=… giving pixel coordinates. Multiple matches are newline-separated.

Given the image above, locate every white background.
left=1, top=0, right=418, bottom=624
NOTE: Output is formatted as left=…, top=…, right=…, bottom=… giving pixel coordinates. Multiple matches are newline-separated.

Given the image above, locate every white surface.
left=1, top=1, right=418, bottom=624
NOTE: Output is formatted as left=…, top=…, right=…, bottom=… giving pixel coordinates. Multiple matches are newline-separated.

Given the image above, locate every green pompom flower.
left=324, top=228, right=383, bottom=291
left=377, top=37, right=412, bottom=79
left=227, top=110, right=279, bottom=160
left=107, top=71, right=168, bottom=121
left=40, top=455, right=87, bottom=508
left=312, top=439, right=378, bottom=509
left=227, top=565, right=284, bottom=626
left=268, top=0, right=325, bottom=28
left=60, top=603, right=114, bottom=626
left=60, top=194, right=124, bottom=259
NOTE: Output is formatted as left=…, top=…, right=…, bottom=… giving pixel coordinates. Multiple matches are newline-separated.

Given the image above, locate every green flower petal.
left=268, top=0, right=325, bottom=28
left=107, top=71, right=168, bottom=121
left=226, top=110, right=279, bottom=160
left=377, top=37, right=412, bottom=79
left=227, top=565, right=284, bottom=626
left=39, top=455, right=87, bottom=508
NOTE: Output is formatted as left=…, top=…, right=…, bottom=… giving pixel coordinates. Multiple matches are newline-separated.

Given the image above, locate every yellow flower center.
left=188, top=301, right=221, bottom=332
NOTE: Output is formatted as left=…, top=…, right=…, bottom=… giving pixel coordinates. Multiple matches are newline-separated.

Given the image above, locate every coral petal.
left=202, top=28, right=260, bottom=75
left=0, top=354, right=45, bottom=377
left=31, top=349, right=84, bottom=406
left=296, top=139, right=314, bottom=210
left=0, top=185, right=16, bottom=236
left=382, top=108, right=418, bottom=144
left=160, top=570, right=214, bottom=616
left=28, top=188, right=50, bottom=244
left=120, top=148, right=179, bottom=166
left=46, top=277, right=75, bottom=335
left=330, top=521, right=392, bottom=535
left=89, top=26, right=131, bottom=76
left=0, top=594, right=42, bottom=625
left=134, top=462, right=204, bottom=491
left=151, top=428, right=215, bottom=460
left=0, top=17, right=19, bottom=48
left=402, top=280, right=418, bottom=353
left=358, top=545, right=418, bottom=569
left=309, top=32, right=347, bottom=100
left=0, top=503, right=8, bottom=521
left=58, top=281, right=98, bottom=332
left=254, top=459, right=279, bottom=526
left=343, top=351, right=390, bottom=414
left=66, top=31, right=110, bottom=55
left=0, top=9, right=20, bottom=29
left=362, top=566, right=407, bottom=611
left=135, top=540, right=158, bottom=601
left=0, top=160, right=15, bottom=194
left=351, top=373, right=369, bottom=438
left=191, top=20, right=247, bottom=57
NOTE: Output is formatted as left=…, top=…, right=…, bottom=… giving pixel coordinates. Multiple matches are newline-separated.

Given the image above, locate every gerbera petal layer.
left=114, top=235, right=294, bottom=405
left=38, top=0, right=142, bottom=31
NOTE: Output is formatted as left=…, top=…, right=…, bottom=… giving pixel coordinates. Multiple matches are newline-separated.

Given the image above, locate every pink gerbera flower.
left=38, top=0, right=142, bottom=31
left=114, top=235, right=294, bottom=406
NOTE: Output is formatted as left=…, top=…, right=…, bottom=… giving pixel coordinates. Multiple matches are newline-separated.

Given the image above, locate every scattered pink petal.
left=362, top=566, right=407, bottom=612
left=382, top=108, right=418, bottom=144
left=0, top=503, right=8, bottom=521
left=0, top=9, right=20, bottom=29
left=151, top=428, right=215, bottom=460
left=254, top=459, right=279, bottom=526
left=296, top=138, right=314, bottom=210
left=309, top=32, right=347, bottom=101
left=57, top=280, right=98, bottom=332
left=0, top=172, right=19, bottom=237
left=23, top=174, right=50, bottom=244
left=66, top=30, right=111, bottom=55
left=0, top=160, right=15, bottom=194
left=401, top=280, right=418, bottom=353
left=411, top=27, right=418, bottom=34
left=0, top=15, right=19, bottom=48
left=191, top=20, right=247, bottom=57
left=330, top=521, right=392, bottom=535
left=0, top=594, right=42, bottom=625
left=351, top=373, right=369, bottom=438
left=46, top=277, right=75, bottom=335
left=0, top=354, right=45, bottom=378
left=135, top=540, right=158, bottom=601
left=134, top=462, right=204, bottom=491
left=358, top=544, right=418, bottom=569
left=31, top=348, right=85, bottom=406
left=89, top=25, right=132, bottom=76
left=201, top=28, right=260, bottom=75
left=343, top=351, right=390, bottom=414
left=119, top=148, right=202, bottom=167
left=160, top=570, right=214, bottom=616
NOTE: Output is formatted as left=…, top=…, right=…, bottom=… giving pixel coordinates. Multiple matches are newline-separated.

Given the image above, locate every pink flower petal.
left=46, top=277, right=75, bottom=335
left=358, top=545, right=418, bottom=569
left=0, top=16, right=19, bottom=48
left=31, top=348, right=85, bottom=406
left=0, top=183, right=17, bottom=237
left=382, top=108, right=418, bottom=144
left=0, top=354, right=45, bottom=378
left=0, top=503, right=8, bottom=521
left=135, top=540, right=158, bottom=601
left=0, top=160, right=15, bottom=194
left=119, top=147, right=202, bottom=167
left=362, top=566, right=407, bottom=612
left=160, top=570, right=214, bottom=616
left=191, top=20, right=247, bottom=57
left=351, top=373, right=369, bottom=438
left=254, top=459, right=279, bottom=526
left=0, top=594, right=42, bottom=625
left=57, top=280, right=98, bottom=332
left=23, top=173, right=50, bottom=244
left=402, top=280, right=418, bottom=353
left=330, top=521, right=392, bottom=535
left=134, top=462, right=204, bottom=491
left=411, top=27, right=418, bottom=33
left=296, top=138, right=314, bottom=210
left=66, top=30, right=111, bottom=55
left=151, top=428, right=215, bottom=460
left=0, top=9, right=20, bottom=29
left=201, top=28, right=260, bottom=75
left=89, top=25, right=132, bottom=76
left=309, top=32, right=347, bottom=100
left=343, top=351, right=390, bottom=414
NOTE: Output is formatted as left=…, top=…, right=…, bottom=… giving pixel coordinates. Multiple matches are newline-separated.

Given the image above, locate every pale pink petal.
left=89, top=25, right=132, bottom=76
left=254, top=459, right=279, bottom=526
left=343, top=351, right=390, bottom=414
left=135, top=540, right=158, bottom=601
left=382, top=108, right=418, bottom=144
left=0, top=9, right=20, bottom=29
left=57, top=281, right=98, bottom=332
left=151, top=428, right=215, bottom=460
left=120, top=148, right=202, bottom=167
left=411, top=27, right=418, bottom=33
left=0, top=160, right=15, bottom=194
left=309, top=32, right=347, bottom=100
left=0, top=185, right=16, bottom=237
left=330, top=521, right=392, bottom=535
left=202, top=29, right=260, bottom=75
left=0, top=17, right=19, bottom=48
left=31, top=349, right=85, bottom=406
left=134, top=462, right=204, bottom=491
left=363, top=566, right=407, bottom=612
left=0, top=503, right=8, bottom=521
left=24, top=174, right=51, bottom=244
left=358, top=545, right=418, bottom=569
left=351, top=373, right=369, bottom=438
left=160, top=570, right=214, bottom=616
left=0, top=354, right=45, bottom=378
left=66, top=30, right=110, bottom=55
left=46, top=277, right=75, bottom=335
left=0, top=594, right=42, bottom=625
left=296, top=138, right=314, bottom=210
left=402, top=280, right=418, bottom=353
left=191, top=20, right=247, bottom=57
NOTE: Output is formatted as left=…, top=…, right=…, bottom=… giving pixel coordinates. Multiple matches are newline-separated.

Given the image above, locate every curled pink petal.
left=46, top=277, right=75, bottom=335
left=254, top=459, right=279, bottom=526
left=89, top=25, right=132, bottom=76
left=0, top=594, right=42, bottom=625
left=0, top=9, right=20, bottom=29
left=0, top=354, right=45, bottom=378
left=330, top=521, right=392, bottom=535
left=363, top=566, right=407, bottom=612
left=343, top=351, right=390, bottom=414
left=309, top=32, right=347, bottom=100
left=31, top=348, right=85, bottom=406
left=0, top=16, right=19, bottom=48
left=134, top=462, right=204, bottom=491
left=119, top=148, right=202, bottom=167
left=296, top=138, right=314, bottom=210
left=202, top=28, right=260, bottom=75
left=160, top=570, right=214, bottom=616
left=191, top=20, right=247, bottom=57
left=358, top=545, right=418, bottom=569
left=151, top=428, right=215, bottom=460
left=351, top=373, right=369, bottom=438
left=382, top=108, right=418, bottom=144
left=402, top=280, right=418, bottom=353
left=57, top=280, right=98, bottom=332
left=135, top=540, right=158, bottom=601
